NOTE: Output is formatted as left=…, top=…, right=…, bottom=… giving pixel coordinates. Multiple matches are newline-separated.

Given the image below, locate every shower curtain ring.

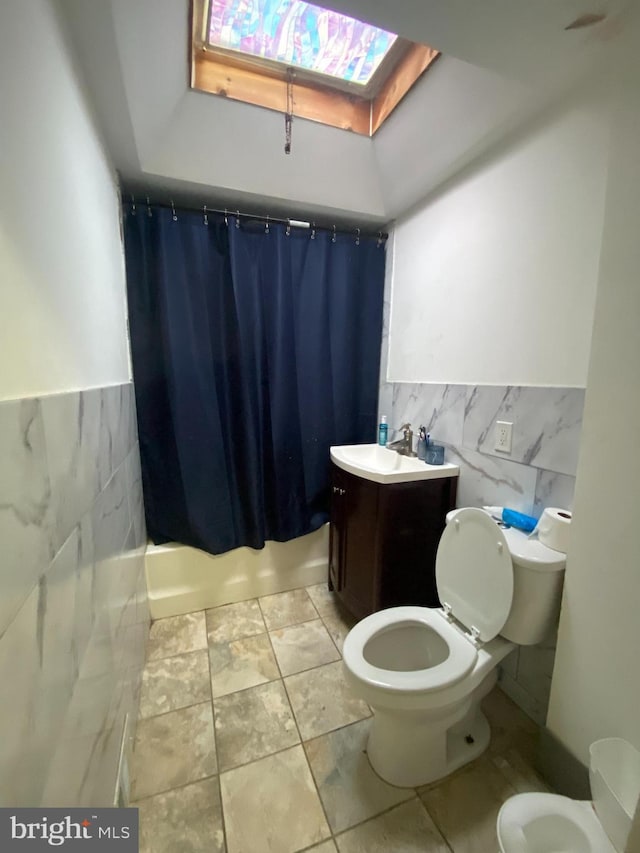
left=377, top=231, right=383, bottom=248
left=286, top=222, right=291, bottom=237
left=332, top=225, right=336, bottom=243
left=171, top=200, right=177, bottom=221
left=265, top=215, right=270, bottom=235
left=130, top=194, right=136, bottom=215
left=310, top=223, right=316, bottom=240
left=224, top=209, right=228, bottom=226
left=203, top=205, right=208, bottom=226
left=146, top=196, right=152, bottom=217
left=235, top=211, right=240, bottom=228
left=355, top=228, right=360, bottom=246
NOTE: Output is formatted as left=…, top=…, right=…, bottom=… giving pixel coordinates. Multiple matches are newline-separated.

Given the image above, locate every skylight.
left=207, top=0, right=398, bottom=86
left=192, top=0, right=440, bottom=137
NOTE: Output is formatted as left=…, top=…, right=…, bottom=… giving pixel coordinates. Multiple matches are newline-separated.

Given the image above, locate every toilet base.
left=366, top=705, right=491, bottom=788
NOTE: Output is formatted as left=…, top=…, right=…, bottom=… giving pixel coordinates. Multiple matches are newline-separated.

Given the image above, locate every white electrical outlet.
left=495, top=421, right=513, bottom=453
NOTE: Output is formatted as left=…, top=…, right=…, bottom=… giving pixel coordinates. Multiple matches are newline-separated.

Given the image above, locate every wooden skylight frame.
left=190, top=0, right=440, bottom=136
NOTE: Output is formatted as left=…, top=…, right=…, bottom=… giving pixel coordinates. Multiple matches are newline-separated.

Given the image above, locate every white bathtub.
left=144, top=524, right=329, bottom=619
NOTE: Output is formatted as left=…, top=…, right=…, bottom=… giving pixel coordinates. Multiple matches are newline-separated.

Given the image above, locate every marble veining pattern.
left=534, top=470, right=577, bottom=515
left=390, top=382, right=466, bottom=447
left=0, top=382, right=149, bottom=807
left=445, top=444, right=538, bottom=514
left=382, top=380, right=583, bottom=515
left=463, top=385, right=585, bottom=476
left=0, top=397, right=54, bottom=637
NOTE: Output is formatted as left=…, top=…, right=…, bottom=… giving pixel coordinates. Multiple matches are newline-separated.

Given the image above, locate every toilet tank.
left=444, top=510, right=566, bottom=646
left=499, top=526, right=566, bottom=645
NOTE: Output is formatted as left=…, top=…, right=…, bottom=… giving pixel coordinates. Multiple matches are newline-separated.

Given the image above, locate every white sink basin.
left=330, top=444, right=459, bottom=484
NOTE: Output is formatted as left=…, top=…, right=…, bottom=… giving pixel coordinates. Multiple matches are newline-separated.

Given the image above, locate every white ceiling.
left=60, top=0, right=632, bottom=226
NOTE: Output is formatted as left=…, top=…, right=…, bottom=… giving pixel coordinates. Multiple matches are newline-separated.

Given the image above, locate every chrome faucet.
left=387, top=423, right=417, bottom=457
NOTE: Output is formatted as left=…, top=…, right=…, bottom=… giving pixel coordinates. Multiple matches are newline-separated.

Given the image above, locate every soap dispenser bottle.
left=378, top=415, right=388, bottom=446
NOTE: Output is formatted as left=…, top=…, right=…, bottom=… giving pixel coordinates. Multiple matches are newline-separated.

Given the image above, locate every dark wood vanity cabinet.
left=328, top=462, right=458, bottom=622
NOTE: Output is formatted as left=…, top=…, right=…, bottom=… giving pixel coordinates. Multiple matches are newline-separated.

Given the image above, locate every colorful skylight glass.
left=207, top=0, right=398, bottom=86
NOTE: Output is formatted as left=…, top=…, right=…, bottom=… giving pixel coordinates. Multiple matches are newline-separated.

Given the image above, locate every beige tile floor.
left=131, top=583, right=549, bottom=853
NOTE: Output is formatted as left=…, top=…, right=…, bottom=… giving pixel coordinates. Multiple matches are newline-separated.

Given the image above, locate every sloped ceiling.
left=60, top=0, right=631, bottom=225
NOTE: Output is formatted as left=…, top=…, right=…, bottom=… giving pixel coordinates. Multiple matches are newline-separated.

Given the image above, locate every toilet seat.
left=342, top=606, right=478, bottom=694
left=497, top=793, right=617, bottom=853
left=436, top=507, right=514, bottom=642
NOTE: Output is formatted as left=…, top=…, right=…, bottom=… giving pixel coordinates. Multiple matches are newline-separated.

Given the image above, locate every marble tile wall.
left=0, top=383, right=149, bottom=806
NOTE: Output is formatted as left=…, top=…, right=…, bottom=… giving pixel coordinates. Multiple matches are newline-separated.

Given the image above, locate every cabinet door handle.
left=332, top=486, right=346, bottom=495
left=339, top=488, right=346, bottom=495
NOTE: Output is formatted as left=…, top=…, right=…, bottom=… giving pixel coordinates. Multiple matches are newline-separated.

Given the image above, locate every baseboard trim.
left=537, top=727, right=590, bottom=798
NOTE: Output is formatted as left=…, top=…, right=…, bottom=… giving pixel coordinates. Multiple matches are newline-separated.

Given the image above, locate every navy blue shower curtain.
left=123, top=202, right=385, bottom=554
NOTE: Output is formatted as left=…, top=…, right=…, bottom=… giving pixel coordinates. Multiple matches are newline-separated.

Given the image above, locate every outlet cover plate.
left=495, top=421, right=513, bottom=453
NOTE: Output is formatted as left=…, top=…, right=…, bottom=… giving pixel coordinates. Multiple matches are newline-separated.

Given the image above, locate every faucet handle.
left=398, top=422, right=411, bottom=433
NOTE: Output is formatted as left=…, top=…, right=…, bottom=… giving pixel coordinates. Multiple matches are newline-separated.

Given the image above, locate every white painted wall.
left=546, top=7, right=640, bottom=769
left=374, top=56, right=536, bottom=219
left=0, top=0, right=131, bottom=401
left=386, top=84, right=610, bottom=386
left=147, top=90, right=384, bottom=220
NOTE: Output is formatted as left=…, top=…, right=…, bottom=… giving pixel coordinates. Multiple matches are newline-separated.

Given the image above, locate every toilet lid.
left=436, top=507, right=514, bottom=642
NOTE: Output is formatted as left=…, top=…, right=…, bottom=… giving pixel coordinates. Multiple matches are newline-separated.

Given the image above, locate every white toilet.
left=342, top=507, right=566, bottom=787
left=497, top=738, right=640, bottom=853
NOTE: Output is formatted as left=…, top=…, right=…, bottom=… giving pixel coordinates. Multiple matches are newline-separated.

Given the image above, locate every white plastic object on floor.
left=497, top=738, right=640, bottom=852
left=590, top=738, right=640, bottom=852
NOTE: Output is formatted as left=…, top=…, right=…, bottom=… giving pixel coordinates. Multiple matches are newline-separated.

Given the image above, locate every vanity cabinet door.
left=339, top=471, right=381, bottom=621
left=328, top=465, right=348, bottom=593
left=378, top=476, right=457, bottom=609
left=328, top=461, right=458, bottom=620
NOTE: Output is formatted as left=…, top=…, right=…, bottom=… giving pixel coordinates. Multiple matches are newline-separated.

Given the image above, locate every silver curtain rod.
left=125, top=195, right=388, bottom=243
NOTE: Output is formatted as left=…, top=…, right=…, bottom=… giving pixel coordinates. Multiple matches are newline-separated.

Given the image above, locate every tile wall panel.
left=0, top=383, right=149, bottom=806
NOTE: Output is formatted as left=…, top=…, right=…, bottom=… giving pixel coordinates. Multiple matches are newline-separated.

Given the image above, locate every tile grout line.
left=207, top=635, right=230, bottom=853
left=138, top=697, right=213, bottom=724
left=411, top=794, right=456, bottom=853
left=262, top=590, right=337, bottom=845
left=132, top=771, right=220, bottom=805
left=280, top=681, right=336, bottom=848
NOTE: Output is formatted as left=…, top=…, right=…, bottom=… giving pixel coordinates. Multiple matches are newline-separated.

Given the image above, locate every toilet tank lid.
left=436, top=508, right=513, bottom=643
left=502, top=526, right=566, bottom=572
left=446, top=510, right=566, bottom=572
